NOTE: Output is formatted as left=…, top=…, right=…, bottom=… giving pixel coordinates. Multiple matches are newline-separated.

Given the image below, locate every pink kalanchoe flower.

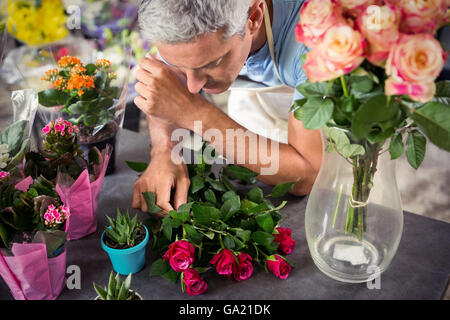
left=42, top=125, right=51, bottom=135
left=0, top=171, right=10, bottom=181
left=43, top=204, right=70, bottom=228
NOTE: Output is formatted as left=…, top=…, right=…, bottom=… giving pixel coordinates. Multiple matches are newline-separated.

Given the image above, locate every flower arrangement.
left=128, top=144, right=297, bottom=296
left=24, top=118, right=101, bottom=182
left=7, top=0, right=68, bottom=46
left=293, top=0, right=450, bottom=240
left=38, top=55, right=122, bottom=138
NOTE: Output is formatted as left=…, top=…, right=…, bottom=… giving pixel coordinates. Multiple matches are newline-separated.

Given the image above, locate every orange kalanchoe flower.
left=58, top=56, right=82, bottom=68
left=95, top=58, right=112, bottom=68
left=52, top=76, right=66, bottom=89
left=42, top=68, right=59, bottom=81
left=70, top=64, right=87, bottom=75
left=66, top=74, right=95, bottom=91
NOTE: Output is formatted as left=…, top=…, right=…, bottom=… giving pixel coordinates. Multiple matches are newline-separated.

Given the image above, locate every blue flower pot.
left=101, top=226, right=149, bottom=275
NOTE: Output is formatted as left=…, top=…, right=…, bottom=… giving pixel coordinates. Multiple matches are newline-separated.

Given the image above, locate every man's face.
left=155, top=27, right=253, bottom=94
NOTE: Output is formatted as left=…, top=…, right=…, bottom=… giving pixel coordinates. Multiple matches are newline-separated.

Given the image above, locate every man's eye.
left=205, top=57, right=224, bottom=70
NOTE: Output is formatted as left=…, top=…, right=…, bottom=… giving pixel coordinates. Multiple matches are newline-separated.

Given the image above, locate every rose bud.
left=233, top=253, right=254, bottom=282
left=182, top=268, right=207, bottom=296
left=266, top=254, right=292, bottom=280
left=163, top=240, right=195, bottom=272
left=274, top=227, right=296, bottom=255
left=209, top=248, right=237, bottom=277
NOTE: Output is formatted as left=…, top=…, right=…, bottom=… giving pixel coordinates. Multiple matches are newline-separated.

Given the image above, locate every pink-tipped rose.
left=338, top=0, right=381, bottom=17
left=182, top=268, right=208, bottom=296
left=274, top=228, right=296, bottom=255
left=303, top=24, right=365, bottom=82
left=357, top=5, right=400, bottom=66
left=295, top=0, right=346, bottom=48
left=163, top=240, right=195, bottom=272
left=385, top=33, right=446, bottom=102
left=266, top=254, right=292, bottom=280
left=233, top=253, right=253, bottom=282
left=209, top=248, right=237, bottom=277
left=386, top=0, right=448, bottom=34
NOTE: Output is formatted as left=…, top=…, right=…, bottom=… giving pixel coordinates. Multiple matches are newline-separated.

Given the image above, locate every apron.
left=226, top=0, right=295, bottom=144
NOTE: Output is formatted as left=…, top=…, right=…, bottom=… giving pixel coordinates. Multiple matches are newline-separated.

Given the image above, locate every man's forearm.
left=147, top=116, right=178, bottom=155
left=178, top=96, right=321, bottom=195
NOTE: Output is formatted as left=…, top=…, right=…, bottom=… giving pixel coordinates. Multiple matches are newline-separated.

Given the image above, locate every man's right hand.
left=132, top=149, right=190, bottom=215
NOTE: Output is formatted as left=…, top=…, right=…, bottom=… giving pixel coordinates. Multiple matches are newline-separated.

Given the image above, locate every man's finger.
left=134, top=81, right=151, bottom=100
left=139, top=56, right=167, bottom=77
left=156, top=180, right=175, bottom=213
left=134, top=95, right=151, bottom=114
left=174, top=178, right=190, bottom=210
left=135, top=67, right=154, bottom=86
left=132, top=183, right=141, bottom=209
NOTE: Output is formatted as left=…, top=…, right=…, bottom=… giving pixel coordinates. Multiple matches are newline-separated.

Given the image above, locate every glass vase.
left=305, top=129, right=403, bottom=283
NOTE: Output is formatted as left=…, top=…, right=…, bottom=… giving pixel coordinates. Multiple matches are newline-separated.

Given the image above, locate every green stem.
left=332, top=185, right=343, bottom=228
left=340, top=75, right=349, bottom=98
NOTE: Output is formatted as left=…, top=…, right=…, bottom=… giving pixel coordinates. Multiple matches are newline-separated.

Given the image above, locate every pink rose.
left=266, top=255, right=292, bottom=280
left=182, top=268, right=208, bottom=296
left=233, top=253, right=253, bottom=282
left=303, top=25, right=365, bottom=82
left=357, top=5, right=400, bottom=66
left=274, top=228, right=296, bottom=255
left=163, top=240, right=195, bottom=272
left=386, top=0, right=448, bottom=34
left=295, top=0, right=346, bottom=48
left=338, top=0, right=381, bottom=17
left=385, top=33, right=446, bottom=102
left=209, top=249, right=237, bottom=277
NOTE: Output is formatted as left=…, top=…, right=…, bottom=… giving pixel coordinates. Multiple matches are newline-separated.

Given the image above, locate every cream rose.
left=338, top=0, right=381, bottom=17
left=385, top=34, right=446, bottom=102
left=295, top=0, right=346, bottom=48
left=358, top=5, right=400, bottom=65
left=387, top=0, right=448, bottom=33
left=303, top=25, right=365, bottom=82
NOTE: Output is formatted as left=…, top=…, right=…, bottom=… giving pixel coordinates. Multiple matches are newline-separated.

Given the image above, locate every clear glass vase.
left=305, top=129, right=403, bottom=283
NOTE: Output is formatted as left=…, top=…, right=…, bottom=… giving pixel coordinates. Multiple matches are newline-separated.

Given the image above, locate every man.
left=132, top=0, right=322, bottom=213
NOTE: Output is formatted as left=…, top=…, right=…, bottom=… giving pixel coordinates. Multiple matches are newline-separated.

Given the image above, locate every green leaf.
left=340, top=144, right=366, bottom=158
left=149, top=258, right=169, bottom=276
left=95, top=70, right=108, bottom=90
left=220, top=195, right=241, bottom=221
left=162, top=268, right=180, bottom=284
left=142, top=192, right=162, bottom=214
left=126, top=161, right=148, bottom=173
left=190, top=175, right=205, bottom=194
left=301, top=97, right=334, bottom=130
left=222, top=165, right=258, bottom=181
left=223, top=236, right=235, bottom=249
left=234, top=229, right=251, bottom=243
left=389, top=132, right=404, bottom=160
left=251, top=231, right=277, bottom=251
left=270, top=181, right=295, bottom=198
left=255, top=212, right=275, bottom=233
left=406, top=130, right=426, bottom=170
left=324, top=126, right=350, bottom=148
left=349, top=75, right=373, bottom=94
left=204, top=189, right=217, bottom=204
left=93, top=282, right=108, bottom=300
left=38, top=89, right=71, bottom=107
left=411, top=102, right=450, bottom=151
left=161, top=217, right=173, bottom=241
left=192, top=205, right=220, bottom=226
left=0, top=120, right=28, bottom=155
left=247, top=187, right=264, bottom=204
left=290, top=98, right=307, bottom=113
left=351, top=95, right=399, bottom=141
left=296, top=81, right=342, bottom=98
left=184, top=224, right=203, bottom=244
left=85, top=63, right=97, bottom=75
left=67, top=100, right=89, bottom=114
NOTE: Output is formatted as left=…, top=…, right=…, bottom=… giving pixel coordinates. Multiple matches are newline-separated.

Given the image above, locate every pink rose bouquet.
left=294, top=0, right=450, bottom=240
left=143, top=153, right=296, bottom=296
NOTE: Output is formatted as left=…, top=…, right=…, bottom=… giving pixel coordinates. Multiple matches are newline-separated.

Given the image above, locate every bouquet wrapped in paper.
left=0, top=175, right=69, bottom=300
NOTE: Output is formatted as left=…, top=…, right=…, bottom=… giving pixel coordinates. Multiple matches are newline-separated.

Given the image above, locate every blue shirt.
left=239, top=0, right=308, bottom=103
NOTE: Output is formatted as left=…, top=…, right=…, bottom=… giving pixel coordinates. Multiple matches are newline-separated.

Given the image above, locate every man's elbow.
left=289, top=165, right=320, bottom=197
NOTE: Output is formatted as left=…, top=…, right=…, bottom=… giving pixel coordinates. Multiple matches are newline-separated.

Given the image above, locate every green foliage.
left=0, top=120, right=30, bottom=173
left=105, top=209, right=144, bottom=248
left=93, top=271, right=137, bottom=300
left=128, top=143, right=298, bottom=279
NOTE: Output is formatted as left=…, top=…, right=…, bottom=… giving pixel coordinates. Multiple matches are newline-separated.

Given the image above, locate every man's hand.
left=134, top=55, right=199, bottom=128
left=132, top=149, right=190, bottom=215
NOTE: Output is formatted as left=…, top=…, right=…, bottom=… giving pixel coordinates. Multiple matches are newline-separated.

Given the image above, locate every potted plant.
left=293, top=0, right=450, bottom=282
left=101, top=209, right=149, bottom=275
left=0, top=175, right=69, bottom=300
left=38, top=55, right=127, bottom=175
left=93, top=271, right=142, bottom=300
left=23, top=118, right=111, bottom=240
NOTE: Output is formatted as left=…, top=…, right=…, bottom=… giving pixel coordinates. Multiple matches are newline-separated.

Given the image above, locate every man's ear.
left=247, top=0, right=265, bottom=35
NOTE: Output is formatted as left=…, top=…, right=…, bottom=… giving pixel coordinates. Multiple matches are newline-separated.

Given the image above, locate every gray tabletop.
left=1, top=129, right=449, bottom=300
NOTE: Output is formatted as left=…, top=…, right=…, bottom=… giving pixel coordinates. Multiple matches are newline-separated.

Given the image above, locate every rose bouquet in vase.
left=24, top=118, right=111, bottom=240
left=294, top=0, right=449, bottom=282
left=38, top=55, right=128, bottom=175
left=0, top=175, right=69, bottom=300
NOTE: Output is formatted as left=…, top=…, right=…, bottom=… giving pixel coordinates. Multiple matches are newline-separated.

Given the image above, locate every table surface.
left=1, top=129, right=449, bottom=300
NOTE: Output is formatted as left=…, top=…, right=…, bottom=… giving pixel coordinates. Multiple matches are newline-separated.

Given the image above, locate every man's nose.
left=185, top=70, right=207, bottom=94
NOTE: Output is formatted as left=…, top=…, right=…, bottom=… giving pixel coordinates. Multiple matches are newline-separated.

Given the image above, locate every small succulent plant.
left=93, top=271, right=139, bottom=300
left=105, top=209, right=144, bottom=248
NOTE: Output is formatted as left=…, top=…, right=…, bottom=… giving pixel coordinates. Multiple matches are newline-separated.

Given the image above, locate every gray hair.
left=138, top=0, right=253, bottom=44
